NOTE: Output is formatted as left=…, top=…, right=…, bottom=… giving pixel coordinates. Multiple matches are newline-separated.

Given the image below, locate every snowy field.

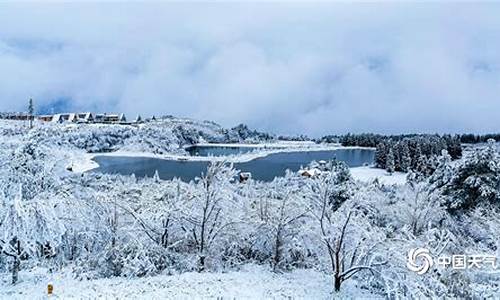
left=0, top=265, right=376, bottom=299
left=350, top=166, right=406, bottom=185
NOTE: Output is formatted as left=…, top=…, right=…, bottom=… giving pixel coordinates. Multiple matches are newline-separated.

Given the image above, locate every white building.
left=43, top=112, right=128, bottom=124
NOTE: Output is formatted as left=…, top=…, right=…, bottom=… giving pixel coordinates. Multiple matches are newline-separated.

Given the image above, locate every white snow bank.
left=190, top=141, right=329, bottom=148
left=68, top=153, right=100, bottom=173
left=350, top=166, right=406, bottom=185
left=0, top=265, right=378, bottom=299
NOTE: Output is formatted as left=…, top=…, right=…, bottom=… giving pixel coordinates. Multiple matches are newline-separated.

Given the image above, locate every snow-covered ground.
left=0, top=265, right=376, bottom=299
left=350, top=166, right=406, bottom=185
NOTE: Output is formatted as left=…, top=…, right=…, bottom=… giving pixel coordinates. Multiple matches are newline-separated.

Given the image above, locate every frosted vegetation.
left=1, top=119, right=500, bottom=297
left=0, top=117, right=274, bottom=155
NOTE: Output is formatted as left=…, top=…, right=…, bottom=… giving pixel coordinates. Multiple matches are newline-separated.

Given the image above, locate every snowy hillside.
left=0, top=117, right=275, bottom=155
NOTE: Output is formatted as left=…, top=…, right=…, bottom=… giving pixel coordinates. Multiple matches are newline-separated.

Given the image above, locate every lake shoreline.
left=72, top=143, right=375, bottom=174
left=88, top=147, right=376, bottom=182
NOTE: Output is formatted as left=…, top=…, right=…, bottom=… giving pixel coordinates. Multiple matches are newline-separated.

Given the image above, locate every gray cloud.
left=0, top=2, right=499, bottom=136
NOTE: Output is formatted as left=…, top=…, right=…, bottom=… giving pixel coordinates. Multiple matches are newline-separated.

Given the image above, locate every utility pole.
left=28, top=98, right=34, bottom=129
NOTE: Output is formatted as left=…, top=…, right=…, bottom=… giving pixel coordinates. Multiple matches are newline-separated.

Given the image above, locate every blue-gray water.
left=92, top=148, right=374, bottom=182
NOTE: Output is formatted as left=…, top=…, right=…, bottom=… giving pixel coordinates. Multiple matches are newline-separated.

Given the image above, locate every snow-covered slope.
left=0, top=117, right=276, bottom=156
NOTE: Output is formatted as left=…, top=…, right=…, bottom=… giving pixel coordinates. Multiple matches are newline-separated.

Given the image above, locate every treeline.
left=321, top=133, right=464, bottom=174
left=459, top=133, right=500, bottom=144
left=318, top=135, right=340, bottom=144
left=321, top=133, right=457, bottom=147
left=277, top=134, right=310, bottom=141
left=228, top=124, right=275, bottom=142
left=338, top=133, right=462, bottom=148
left=321, top=133, right=500, bottom=147
left=374, top=135, right=462, bottom=174
left=340, top=133, right=386, bottom=147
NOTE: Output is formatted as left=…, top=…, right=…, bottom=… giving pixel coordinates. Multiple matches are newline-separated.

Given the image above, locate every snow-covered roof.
left=51, top=114, right=64, bottom=122
left=299, top=168, right=321, bottom=177
left=240, top=172, right=252, bottom=178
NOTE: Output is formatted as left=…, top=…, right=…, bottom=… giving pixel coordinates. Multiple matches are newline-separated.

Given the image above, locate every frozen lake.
left=92, top=148, right=374, bottom=182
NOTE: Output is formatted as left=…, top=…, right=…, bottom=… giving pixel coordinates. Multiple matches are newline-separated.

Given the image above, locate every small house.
left=51, top=114, right=71, bottom=123
left=299, top=168, right=321, bottom=178
left=102, top=113, right=127, bottom=123
left=94, top=113, right=126, bottom=123
left=0, top=113, right=30, bottom=121
left=37, top=115, right=53, bottom=122
left=75, top=112, right=94, bottom=123
left=68, top=113, right=77, bottom=122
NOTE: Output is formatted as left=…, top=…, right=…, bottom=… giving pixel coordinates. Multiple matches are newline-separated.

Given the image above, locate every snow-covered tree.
left=441, top=139, right=500, bottom=212
left=306, top=201, right=386, bottom=292
left=428, top=149, right=453, bottom=191
left=375, top=142, right=387, bottom=168
left=393, top=182, right=446, bottom=236
left=251, top=175, right=309, bottom=271
left=413, top=142, right=429, bottom=178
left=28, top=98, right=34, bottom=129
left=386, top=148, right=395, bottom=175
left=182, top=161, right=240, bottom=271
left=0, top=142, right=59, bottom=201
left=0, top=188, right=66, bottom=284
left=303, top=162, right=386, bottom=292
left=400, top=141, right=412, bottom=172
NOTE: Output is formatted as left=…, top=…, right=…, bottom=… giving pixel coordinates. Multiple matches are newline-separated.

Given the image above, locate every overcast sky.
left=0, top=2, right=499, bottom=136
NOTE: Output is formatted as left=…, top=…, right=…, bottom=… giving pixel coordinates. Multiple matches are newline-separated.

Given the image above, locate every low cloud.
left=0, top=3, right=499, bottom=136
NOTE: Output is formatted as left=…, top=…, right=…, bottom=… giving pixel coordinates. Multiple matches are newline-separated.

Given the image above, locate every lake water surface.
left=185, top=145, right=263, bottom=156
left=93, top=148, right=374, bottom=182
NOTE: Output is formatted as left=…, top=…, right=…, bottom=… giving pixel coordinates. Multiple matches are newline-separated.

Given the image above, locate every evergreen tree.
left=392, top=142, right=400, bottom=171
left=386, top=148, right=395, bottom=175
left=442, top=139, right=500, bottom=212
left=412, top=144, right=422, bottom=169
left=375, top=142, right=387, bottom=168
left=416, top=153, right=428, bottom=177
left=28, top=98, right=34, bottom=129
left=428, top=149, right=453, bottom=190
left=446, top=135, right=462, bottom=159
left=400, top=141, right=411, bottom=172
